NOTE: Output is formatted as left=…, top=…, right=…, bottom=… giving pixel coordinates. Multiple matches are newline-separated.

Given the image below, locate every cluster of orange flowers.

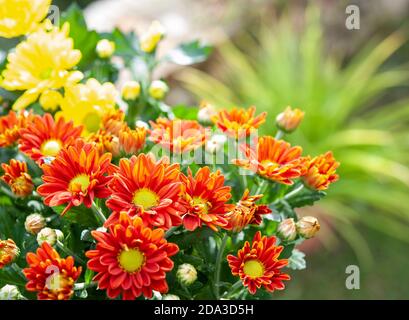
left=0, top=105, right=339, bottom=300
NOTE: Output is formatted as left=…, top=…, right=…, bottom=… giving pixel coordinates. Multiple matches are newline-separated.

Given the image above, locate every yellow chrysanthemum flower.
left=57, top=78, right=118, bottom=136
left=0, top=22, right=83, bottom=111
left=0, top=0, right=51, bottom=38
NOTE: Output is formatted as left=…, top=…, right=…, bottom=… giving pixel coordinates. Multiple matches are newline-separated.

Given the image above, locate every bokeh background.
left=57, top=0, right=409, bottom=299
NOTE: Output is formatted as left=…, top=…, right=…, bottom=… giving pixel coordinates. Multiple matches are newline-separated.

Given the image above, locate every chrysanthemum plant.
left=0, top=1, right=339, bottom=300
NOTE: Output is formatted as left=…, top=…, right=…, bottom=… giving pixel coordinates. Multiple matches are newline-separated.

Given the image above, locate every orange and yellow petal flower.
left=86, top=213, right=178, bottom=300
left=37, top=139, right=113, bottom=215
left=225, top=189, right=272, bottom=232
left=0, top=22, right=82, bottom=111
left=105, top=154, right=186, bottom=230
left=0, top=239, right=19, bottom=269
left=227, top=231, right=290, bottom=295
left=181, top=167, right=234, bottom=232
left=149, top=118, right=207, bottom=153
left=86, top=130, right=120, bottom=157
left=233, top=136, right=307, bottom=185
left=0, top=0, right=51, bottom=38
left=0, top=111, right=33, bottom=147
left=23, top=242, right=82, bottom=300
left=302, top=151, right=339, bottom=190
left=211, top=106, right=266, bottom=139
left=19, top=113, right=83, bottom=163
left=1, top=159, right=34, bottom=197
left=118, top=125, right=146, bottom=154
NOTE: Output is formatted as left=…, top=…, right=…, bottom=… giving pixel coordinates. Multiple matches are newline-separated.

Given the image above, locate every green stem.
left=214, top=233, right=229, bottom=300
left=0, top=185, right=16, bottom=199
left=74, top=281, right=98, bottom=291
left=284, top=184, right=304, bottom=200
left=275, top=130, right=285, bottom=140
left=255, top=179, right=267, bottom=195
left=222, top=280, right=243, bottom=299
left=91, top=201, right=106, bottom=225
left=56, top=241, right=85, bottom=265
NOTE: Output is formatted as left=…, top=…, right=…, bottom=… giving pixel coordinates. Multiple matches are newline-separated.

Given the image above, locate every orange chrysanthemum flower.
left=303, top=151, right=340, bottom=190
left=211, top=106, right=267, bottom=138
left=0, top=111, right=32, bottom=147
left=105, top=154, right=186, bottom=229
left=37, top=139, right=113, bottom=215
left=101, top=109, right=126, bottom=136
left=87, top=130, right=120, bottom=157
left=19, top=113, right=83, bottom=162
left=227, top=231, right=290, bottom=295
left=225, top=189, right=272, bottom=232
left=149, top=117, right=207, bottom=153
left=118, top=125, right=146, bottom=154
left=181, top=167, right=234, bottom=232
left=1, top=159, right=34, bottom=197
left=0, top=239, right=19, bottom=269
left=233, top=136, right=307, bottom=185
left=23, top=242, right=82, bottom=300
left=276, top=106, right=304, bottom=133
left=86, top=212, right=178, bottom=300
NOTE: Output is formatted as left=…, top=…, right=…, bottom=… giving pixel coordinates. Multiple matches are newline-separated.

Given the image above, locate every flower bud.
left=205, top=134, right=227, bottom=154
left=176, top=263, right=197, bottom=286
left=96, top=39, right=115, bottom=58
left=39, top=90, right=62, bottom=111
left=197, top=101, right=217, bottom=125
left=24, top=213, right=46, bottom=235
left=0, top=239, right=19, bottom=269
left=140, top=20, right=166, bottom=53
left=162, top=294, right=181, bottom=300
left=37, top=227, right=58, bottom=246
left=277, top=218, right=297, bottom=241
left=149, top=80, right=168, bottom=100
left=0, top=285, right=24, bottom=300
left=135, top=120, right=149, bottom=130
left=276, top=106, right=304, bottom=133
left=296, top=216, right=320, bottom=239
left=55, top=229, right=64, bottom=242
left=121, top=81, right=141, bottom=101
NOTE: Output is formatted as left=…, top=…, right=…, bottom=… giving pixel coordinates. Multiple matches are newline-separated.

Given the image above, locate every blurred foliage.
left=177, top=6, right=409, bottom=266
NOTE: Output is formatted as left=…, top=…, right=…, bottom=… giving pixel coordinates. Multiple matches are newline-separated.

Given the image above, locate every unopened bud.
left=24, top=213, right=46, bottom=235
left=135, top=120, right=149, bottom=130
left=162, top=294, right=180, bottom=300
left=176, top=263, right=197, bottom=286
left=205, top=134, right=227, bottom=154
left=0, top=239, right=19, bottom=269
left=149, top=80, right=168, bottom=100
left=277, top=218, right=297, bottom=241
left=96, top=39, right=116, bottom=58
left=0, top=285, right=24, bottom=300
left=37, top=227, right=58, bottom=246
left=198, top=101, right=217, bottom=125
left=140, top=20, right=166, bottom=53
left=121, top=81, right=141, bottom=101
left=276, top=106, right=304, bottom=133
left=296, top=216, right=320, bottom=239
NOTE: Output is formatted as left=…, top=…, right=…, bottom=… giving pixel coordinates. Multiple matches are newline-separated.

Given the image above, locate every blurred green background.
left=46, top=0, right=409, bottom=299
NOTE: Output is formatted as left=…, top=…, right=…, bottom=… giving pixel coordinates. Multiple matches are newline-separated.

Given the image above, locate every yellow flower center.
left=243, top=259, right=265, bottom=278
left=118, top=248, right=145, bottom=273
left=40, top=139, right=62, bottom=157
left=132, top=188, right=159, bottom=210
left=68, top=174, right=90, bottom=193
left=83, top=111, right=102, bottom=133
left=46, top=273, right=70, bottom=293
left=192, top=197, right=209, bottom=215
left=39, top=68, right=53, bottom=80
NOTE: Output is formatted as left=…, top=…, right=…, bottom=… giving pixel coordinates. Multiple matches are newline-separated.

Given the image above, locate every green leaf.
left=52, top=205, right=98, bottom=228
left=287, top=188, right=326, bottom=208
left=61, top=4, right=100, bottom=69
left=287, top=249, right=307, bottom=270
left=109, top=28, right=139, bottom=57
left=165, top=41, right=212, bottom=66
left=172, top=104, right=198, bottom=120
